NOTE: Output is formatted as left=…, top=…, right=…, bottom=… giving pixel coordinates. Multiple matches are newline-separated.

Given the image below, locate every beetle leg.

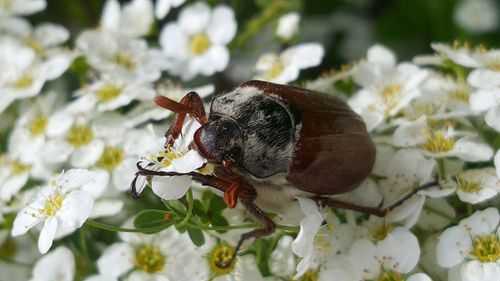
left=154, top=92, right=207, bottom=146
left=218, top=199, right=276, bottom=269
left=313, top=179, right=440, bottom=217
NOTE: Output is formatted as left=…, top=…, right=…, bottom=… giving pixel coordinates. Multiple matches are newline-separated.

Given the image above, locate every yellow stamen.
left=66, top=124, right=93, bottom=147
left=190, top=33, right=211, bottom=55
left=96, top=84, right=122, bottom=102
left=40, top=192, right=64, bottom=217
left=97, top=146, right=124, bottom=170
left=372, top=222, right=393, bottom=241
left=472, top=234, right=500, bottom=263
left=421, top=131, right=454, bottom=153
left=208, top=245, right=235, bottom=276
left=377, top=270, right=404, bottom=281
left=134, top=244, right=165, bottom=273
left=290, top=269, right=319, bottom=281
left=10, top=160, right=31, bottom=175
left=113, top=53, right=135, bottom=70
left=28, top=114, right=48, bottom=136
left=382, top=84, right=402, bottom=115
left=266, top=60, right=285, bottom=79
left=13, top=74, right=34, bottom=90
left=456, top=173, right=483, bottom=193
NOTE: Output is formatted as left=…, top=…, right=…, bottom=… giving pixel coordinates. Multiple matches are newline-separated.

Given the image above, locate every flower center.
left=97, top=146, right=124, bottom=171
left=66, top=123, right=93, bottom=148
left=96, top=84, right=122, bottom=102
left=291, top=269, right=319, bottom=281
left=13, top=74, right=34, bottom=90
left=403, top=103, right=439, bottom=120
left=456, top=173, right=483, bottom=193
left=10, top=160, right=31, bottom=175
left=381, top=84, right=402, bottom=115
left=266, top=60, right=285, bottom=79
left=40, top=191, right=64, bottom=217
left=449, top=85, right=471, bottom=102
left=421, top=131, right=454, bottom=153
left=190, top=33, right=211, bottom=55
left=372, top=222, right=393, bottom=241
left=377, top=270, right=404, bottom=281
left=472, top=234, right=500, bottom=263
left=155, top=147, right=185, bottom=167
left=28, top=114, right=48, bottom=136
left=208, top=245, right=236, bottom=276
left=113, top=53, right=135, bottom=70
left=25, top=39, right=44, bottom=55
left=134, top=244, right=165, bottom=273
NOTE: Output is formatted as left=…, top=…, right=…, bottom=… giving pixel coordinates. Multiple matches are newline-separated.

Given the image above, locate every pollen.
left=291, top=269, right=319, bottom=281
left=208, top=244, right=236, bottom=276
left=190, top=33, right=211, bottom=55
left=372, top=222, right=393, bottom=241
left=10, top=160, right=31, bottom=175
left=28, top=114, right=48, bottom=136
left=40, top=191, right=64, bottom=217
left=266, top=60, right=285, bottom=80
left=113, top=53, right=135, bottom=70
left=25, top=38, right=44, bottom=55
left=66, top=123, right=93, bottom=148
left=96, top=84, right=122, bottom=102
left=97, top=146, right=124, bottom=170
left=472, top=234, right=500, bottom=263
left=377, top=270, right=404, bottom=281
left=403, top=103, right=439, bottom=120
left=449, top=86, right=471, bottom=102
left=156, top=147, right=185, bottom=167
left=456, top=173, right=484, bottom=193
left=13, top=74, right=34, bottom=90
left=421, top=131, right=454, bottom=153
left=381, top=84, right=402, bottom=115
left=134, top=244, right=165, bottom=273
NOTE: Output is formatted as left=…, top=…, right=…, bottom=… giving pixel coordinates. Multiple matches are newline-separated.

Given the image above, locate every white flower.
left=155, top=0, right=185, bottom=19
left=11, top=169, right=99, bottom=253
left=470, top=88, right=500, bottom=132
left=495, top=149, right=500, bottom=178
left=159, top=2, right=237, bottom=80
left=393, top=116, right=493, bottom=162
left=0, top=36, right=69, bottom=113
left=454, top=0, right=498, bottom=34
left=0, top=0, right=46, bottom=19
left=29, top=246, right=74, bottom=281
left=276, top=12, right=300, bottom=41
left=254, top=43, right=324, bottom=84
left=348, top=44, right=428, bottom=131
left=100, top=0, right=154, bottom=38
left=436, top=208, right=500, bottom=281
left=148, top=117, right=207, bottom=199
left=291, top=196, right=324, bottom=278
left=97, top=222, right=202, bottom=280
left=443, top=168, right=500, bottom=204
left=71, top=75, right=156, bottom=113
left=77, top=31, right=167, bottom=82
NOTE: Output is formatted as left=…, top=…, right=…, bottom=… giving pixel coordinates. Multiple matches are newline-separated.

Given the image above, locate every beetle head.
left=193, top=116, right=243, bottom=163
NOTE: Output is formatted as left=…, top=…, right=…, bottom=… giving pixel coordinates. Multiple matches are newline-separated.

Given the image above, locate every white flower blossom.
left=454, top=0, right=498, bottom=34
left=100, top=0, right=154, bottom=38
left=276, top=12, right=300, bottom=41
left=159, top=2, right=237, bottom=80
left=29, top=246, right=74, bottom=281
left=11, top=169, right=101, bottom=253
left=155, top=0, right=185, bottom=19
left=0, top=0, right=46, bottom=19
left=442, top=168, right=500, bottom=204
left=254, top=43, right=324, bottom=84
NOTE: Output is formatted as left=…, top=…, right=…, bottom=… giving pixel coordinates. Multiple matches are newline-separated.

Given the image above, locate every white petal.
left=457, top=186, right=498, bottom=204
left=11, top=206, right=40, bottom=236
left=485, top=106, right=500, bottom=132
left=70, top=139, right=105, bottom=168
left=121, top=0, right=154, bottom=37
left=460, top=208, right=499, bottom=236
left=179, top=2, right=211, bottom=34
left=97, top=243, right=135, bottom=278
left=58, top=191, right=94, bottom=228
left=469, top=89, right=500, bottom=112
left=495, top=149, right=500, bottom=178
left=34, top=23, right=69, bottom=47
left=81, top=169, right=109, bottom=198
left=152, top=175, right=191, bottom=199
left=170, top=150, right=206, bottom=173
left=461, top=260, right=500, bottom=281
left=0, top=173, right=29, bottom=201
left=41, top=139, right=73, bottom=163
left=407, top=273, right=433, bottom=281
left=207, top=5, right=236, bottom=45
left=90, top=199, right=124, bottom=218
left=84, top=275, right=118, bottom=281
left=159, top=23, right=189, bottom=59
left=376, top=227, right=420, bottom=273
left=291, top=197, right=323, bottom=257
left=41, top=53, right=73, bottom=80
left=39, top=216, right=58, bottom=254
left=392, top=117, right=427, bottom=147
left=155, top=0, right=172, bottom=19
left=452, top=140, right=493, bottom=162
left=367, top=44, right=396, bottom=67
left=56, top=169, right=96, bottom=191
left=348, top=239, right=380, bottom=279
left=32, top=246, right=75, bottom=281
left=468, top=69, right=500, bottom=89
left=112, top=158, right=137, bottom=191
left=282, top=43, right=324, bottom=69
left=436, top=226, right=471, bottom=267
left=46, top=111, right=74, bottom=137
left=100, top=0, right=121, bottom=33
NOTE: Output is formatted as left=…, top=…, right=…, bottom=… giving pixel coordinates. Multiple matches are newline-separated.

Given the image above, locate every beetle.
left=132, top=80, right=438, bottom=267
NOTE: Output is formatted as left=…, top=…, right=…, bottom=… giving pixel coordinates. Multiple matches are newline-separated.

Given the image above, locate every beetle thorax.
left=210, top=86, right=297, bottom=178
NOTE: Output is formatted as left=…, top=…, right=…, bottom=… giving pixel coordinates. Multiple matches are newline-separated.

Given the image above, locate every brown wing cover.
left=240, top=80, right=375, bottom=195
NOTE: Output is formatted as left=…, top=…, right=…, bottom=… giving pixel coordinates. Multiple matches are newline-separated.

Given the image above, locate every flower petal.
left=97, top=242, right=135, bottom=278
left=152, top=175, right=192, bottom=199
left=39, top=216, right=58, bottom=254
left=207, top=5, right=236, bottom=45
left=59, top=191, right=94, bottom=228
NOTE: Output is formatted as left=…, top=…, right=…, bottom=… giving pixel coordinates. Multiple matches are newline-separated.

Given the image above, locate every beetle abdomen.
left=239, top=80, right=375, bottom=195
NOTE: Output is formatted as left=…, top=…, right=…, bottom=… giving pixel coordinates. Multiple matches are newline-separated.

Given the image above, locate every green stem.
left=85, top=219, right=146, bottom=233
left=187, top=222, right=299, bottom=233
left=79, top=228, right=89, bottom=258
left=437, top=159, right=446, bottom=180
left=177, top=188, right=194, bottom=228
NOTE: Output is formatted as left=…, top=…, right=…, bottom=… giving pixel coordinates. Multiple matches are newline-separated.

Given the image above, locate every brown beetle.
left=132, top=80, right=437, bottom=266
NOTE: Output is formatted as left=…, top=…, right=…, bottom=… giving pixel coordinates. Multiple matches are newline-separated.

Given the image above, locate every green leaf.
left=133, top=209, right=175, bottom=234
left=162, top=200, right=187, bottom=217
left=210, top=214, right=229, bottom=233
left=253, top=233, right=284, bottom=277
left=208, top=194, right=227, bottom=214
left=193, top=199, right=207, bottom=217
left=187, top=227, right=205, bottom=247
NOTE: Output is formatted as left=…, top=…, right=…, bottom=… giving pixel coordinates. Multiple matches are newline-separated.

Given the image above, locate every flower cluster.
left=0, top=1, right=499, bottom=281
